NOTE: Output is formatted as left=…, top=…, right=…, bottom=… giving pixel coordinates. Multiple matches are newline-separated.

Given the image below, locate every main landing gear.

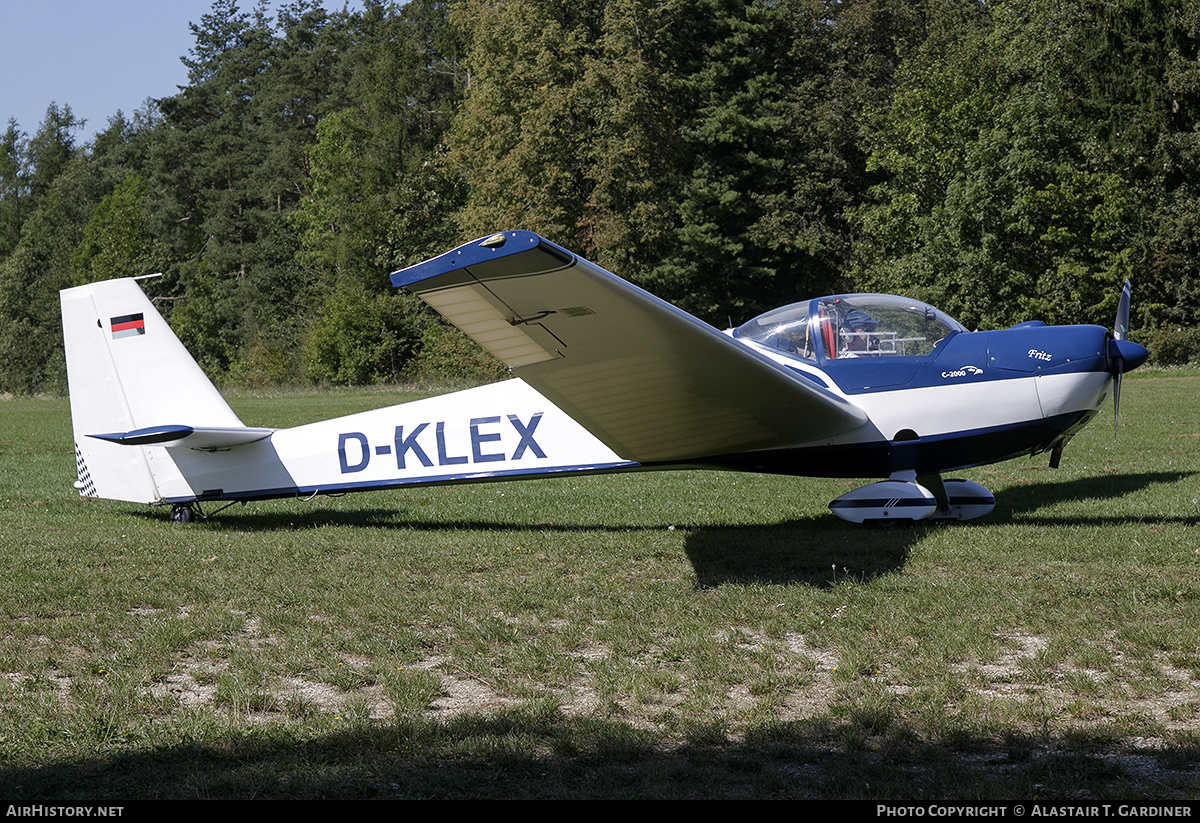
left=169, top=503, right=198, bottom=523
left=167, top=500, right=246, bottom=523
left=828, top=470, right=995, bottom=525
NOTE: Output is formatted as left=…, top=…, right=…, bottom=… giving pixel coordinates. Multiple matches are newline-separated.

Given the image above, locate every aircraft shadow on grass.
left=988, top=469, right=1199, bottom=525
left=685, top=469, right=1198, bottom=588
left=125, top=470, right=1195, bottom=591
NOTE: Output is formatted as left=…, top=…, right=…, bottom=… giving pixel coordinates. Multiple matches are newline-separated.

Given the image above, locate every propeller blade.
left=1114, top=279, right=1131, bottom=341
left=1108, top=280, right=1144, bottom=433
left=1112, top=357, right=1123, bottom=434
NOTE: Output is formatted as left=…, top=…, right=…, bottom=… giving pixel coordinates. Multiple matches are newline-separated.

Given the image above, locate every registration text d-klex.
left=338, top=414, right=546, bottom=473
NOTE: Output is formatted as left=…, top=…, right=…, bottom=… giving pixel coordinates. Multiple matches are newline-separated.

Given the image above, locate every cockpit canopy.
left=734, top=295, right=967, bottom=362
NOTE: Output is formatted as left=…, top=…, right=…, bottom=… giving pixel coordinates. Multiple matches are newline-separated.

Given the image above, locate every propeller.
left=1107, top=280, right=1148, bottom=433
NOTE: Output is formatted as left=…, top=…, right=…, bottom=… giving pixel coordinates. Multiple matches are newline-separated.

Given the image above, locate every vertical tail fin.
left=60, top=277, right=244, bottom=503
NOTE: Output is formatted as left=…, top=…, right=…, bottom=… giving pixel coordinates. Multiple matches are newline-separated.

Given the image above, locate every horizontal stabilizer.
left=89, top=425, right=274, bottom=449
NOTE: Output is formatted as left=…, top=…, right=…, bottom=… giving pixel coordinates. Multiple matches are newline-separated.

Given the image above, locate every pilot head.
left=842, top=309, right=877, bottom=351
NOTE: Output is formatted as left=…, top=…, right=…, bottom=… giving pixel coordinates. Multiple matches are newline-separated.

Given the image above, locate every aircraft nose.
left=1108, top=338, right=1149, bottom=372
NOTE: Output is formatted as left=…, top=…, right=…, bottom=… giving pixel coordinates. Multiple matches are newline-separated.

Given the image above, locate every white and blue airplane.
left=60, top=230, right=1148, bottom=525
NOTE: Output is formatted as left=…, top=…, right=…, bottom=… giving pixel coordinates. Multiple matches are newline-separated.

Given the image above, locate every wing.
left=392, top=231, right=868, bottom=463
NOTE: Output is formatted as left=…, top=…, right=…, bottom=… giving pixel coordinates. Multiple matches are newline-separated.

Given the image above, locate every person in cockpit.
left=841, top=309, right=878, bottom=357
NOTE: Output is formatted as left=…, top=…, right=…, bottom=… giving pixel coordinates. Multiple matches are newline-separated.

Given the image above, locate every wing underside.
left=393, top=231, right=868, bottom=464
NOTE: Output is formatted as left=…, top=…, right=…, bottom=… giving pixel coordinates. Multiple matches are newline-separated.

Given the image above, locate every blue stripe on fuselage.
left=811, top=325, right=1109, bottom=394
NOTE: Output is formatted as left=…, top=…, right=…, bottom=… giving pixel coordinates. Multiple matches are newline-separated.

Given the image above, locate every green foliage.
left=0, top=146, right=100, bottom=393
left=407, top=318, right=511, bottom=386
left=0, top=119, right=28, bottom=260
left=71, top=173, right=162, bottom=285
left=2, top=0, right=1199, bottom=390
left=166, top=265, right=249, bottom=377
left=851, top=9, right=1131, bottom=329
left=852, top=0, right=1200, bottom=331
left=25, top=103, right=84, bottom=201
left=448, top=0, right=884, bottom=324
left=291, top=58, right=463, bottom=291
left=222, top=310, right=308, bottom=388
left=1145, top=325, right=1200, bottom=366
left=448, top=0, right=605, bottom=243
left=301, top=283, right=425, bottom=385
left=153, top=1, right=357, bottom=376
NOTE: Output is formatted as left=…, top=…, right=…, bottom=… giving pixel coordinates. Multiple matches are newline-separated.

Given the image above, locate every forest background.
left=2, top=0, right=1198, bottom=394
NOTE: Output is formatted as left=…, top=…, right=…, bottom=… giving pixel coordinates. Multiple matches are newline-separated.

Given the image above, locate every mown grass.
left=0, top=376, right=1197, bottom=798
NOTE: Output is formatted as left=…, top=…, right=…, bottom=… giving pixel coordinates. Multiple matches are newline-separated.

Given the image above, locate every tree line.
left=2, top=0, right=1197, bottom=394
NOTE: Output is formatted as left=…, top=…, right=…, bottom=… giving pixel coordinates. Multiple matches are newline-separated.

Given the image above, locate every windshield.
left=735, top=294, right=966, bottom=361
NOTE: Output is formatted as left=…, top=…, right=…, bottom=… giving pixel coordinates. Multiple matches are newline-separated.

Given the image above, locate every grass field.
left=0, top=375, right=1197, bottom=799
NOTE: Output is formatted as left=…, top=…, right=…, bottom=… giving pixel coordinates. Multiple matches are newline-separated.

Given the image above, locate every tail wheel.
left=170, top=503, right=195, bottom=523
